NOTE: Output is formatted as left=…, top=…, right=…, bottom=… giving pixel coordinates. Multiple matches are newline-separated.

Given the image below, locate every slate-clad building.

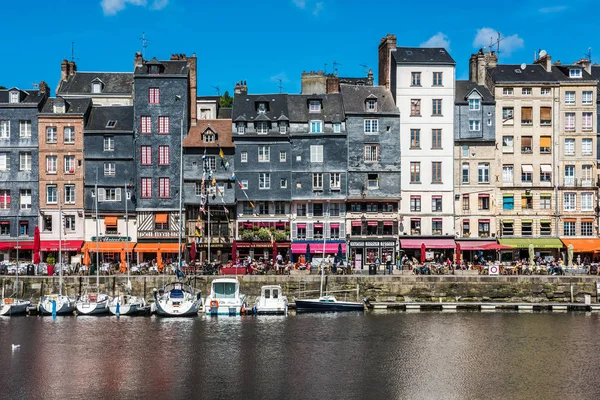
left=341, top=84, right=401, bottom=268
left=232, top=84, right=292, bottom=261
left=183, top=118, right=235, bottom=264
left=82, top=106, right=136, bottom=265
left=133, top=53, right=196, bottom=265
left=0, top=85, right=48, bottom=262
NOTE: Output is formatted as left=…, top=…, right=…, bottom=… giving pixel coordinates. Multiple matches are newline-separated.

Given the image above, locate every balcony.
left=562, top=178, right=593, bottom=188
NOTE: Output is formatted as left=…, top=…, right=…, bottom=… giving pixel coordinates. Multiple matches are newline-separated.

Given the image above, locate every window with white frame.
left=503, top=136, right=513, bottom=149
left=0, top=153, right=9, bottom=171
left=104, top=162, right=116, bottom=176
left=279, top=122, right=288, bottom=133
left=565, top=113, right=575, bottom=131
left=20, top=189, right=31, bottom=210
left=582, top=91, right=593, bottom=105
left=46, top=156, right=57, bottom=174
left=0, top=189, right=10, bottom=209
left=236, top=122, right=245, bottom=134
left=469, top=98, right=480, bottom=110
left=564, top=165, right=575, bottom=185
left=312, top=173, right=323, bottom=190
left=279, top=150, right=286, bottom=162
left=564, top=138, right=575, bottom=155
left=478, top=163, right=490, bottom=183
left=569, top=69, right=582, bottom=78
left=255, top=122, right=269, bottom=134
left=582, top=221, right=594, bottom=236
left=0, top=121, right=9, bottom=139
left=240, top=180, right=248, bottom=189
left=19, top=120, right=31, bottom=138
left=158, top=178, right=170, bottom=198
left=205, top=155, right=216, bottom=171
left=64, top=155, right=75, bottom=173
left=240, top=151, right=248, bottom=162
left=333, top=123, right=341, bottom=133
left=64, top=184, right=76, bottom=204
left=330, top=173, right=341, bottom=190
left=64, top=215, right=76, bottom=231
left=582, top=192, right=593, bottom=211
left=103, top=188, right=122, bottom=202
left=46, top=185, right=57, bottom=204
left=541, top=88, right=551, bottom=95
left=582, top=164, right=593, bottom=185
left=310, top=145, right=323, bottom=162
left=158, top=145, right=170, bottom=165
left=310, top=120, right=323, bottom=133
left=280, top=178, right=287, bottom=188
left=47, top=127, right=57, bottom=143
left=366, top=99, right=377, bottom=111
left=582, top=138, right=593, bottom=155
left=503, top=88, right=514, bottom=95
left=522, top=88, right=532, bottom=95
left=364, top=144, right=378, bottom=162
left=367, top=173, right=379, bottom=189
left=259, top=173, right=270, bottom=189
left=309, top=100, right=321, bottom=113
left=9, top=91, right=19, bottom=103
left=582, top=113, right=593, bottom=130
left=19, top=152, right=31, bottom=171
left=195, top=182, right=202, bottom=196
left=364, top=119, right=378, bottom=133
left=462, top=163, right=469, bottom=183
left=564, top=221, right=576, bottom=236
left=469, top=120, right=481, bottom=131
left=502, top=165, right=513, bottom=183
left=258, top=145, right=270, bottom=162
left=564, top=192, right=576, bottom=211
left=92, top=82, right=102, bottom=93
left=565, top=91, right=575, bottom=105
left=64, top=127, right=75, bottom=143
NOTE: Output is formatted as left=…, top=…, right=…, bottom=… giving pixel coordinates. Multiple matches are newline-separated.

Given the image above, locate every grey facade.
left=0, top=86, right=47, bottom=255
left=454, top=81, right=495, bottom=142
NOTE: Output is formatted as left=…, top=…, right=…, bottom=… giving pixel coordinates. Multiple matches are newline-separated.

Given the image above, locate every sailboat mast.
left=95, top=168, right=99, bottom=287
left=58, top=189, right=63, bottom=296
left=125, top=182, right=130, bottom=286
left=15, top=209, right=19, bottom=295
left=177, top=118, right=183, bottom=275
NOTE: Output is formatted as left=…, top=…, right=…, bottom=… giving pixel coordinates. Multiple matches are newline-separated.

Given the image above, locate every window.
left=432, top=99, right=442, bottom=116
left=502, top=165, right=513, bottom=183
left=330, top=203, right=341, bottom=216
left=312, top=173, right=323, bottom=190
left=502, top=221, right=514, bottom=236
left=18, top=121, right=31, bottom=138
left=411, top=72, right=421, bottom=86
left=194, top=182, right=202, bottom=196
left=140, top=146, right=152, bottom=165
left=564, top=138, right=575, bottom=155
left=469, top=99, right=480, bottom=110
left=564, top=221, right=576, bottom=236
left=255, top=122, right=269, bottom=134
left=63, top=216, right=75, bottom=232
left=64, top=127, right=75, bottom=144
left=582, top=91, right=593, bottom=105
left=540, top=195, right=552, bottom=209
left=410, top=219, right=421, bottom=235
left=478, top=163, right=489, bottom=183
left=310, top=120, right=323, bottom=133
left=462, top=163, right=469, bottom=183
left=540, top=136, right=551, bottom=153
left=479, top=195, right=490, bottom=210
left=148, top=88, right=160, bottom=104
left=522, top=221, right=533, bottom=236
left=46, top=126, right=58, bottom=142
left=410, top=162, right=420, bottom=183
left=478, top=220, right=490, bottom=237
left=156, top=116, right=170, bottom=134
left=366, top=99, right=377, bottom=112
left=310, top=145, right=323, bottom=162
left=540, top=165, right=552, bottom=182
left=53, top=103, right=65, bottom=113
left=19, top=189, right=31, bottom=210
left=503, top=136, right=513, bottom=149
left=296, top=203, right=306, bottom=217
left=582, top=193, right=593, bottom=211
left=565, top=113, right=575, bottom=131
left=433, top=72, right=443, bottom=86
left=279, top=150, right=287, bottom=162
left=521, top=107, right=532, bottom=125
left=236, top=122, right=246, bottom=134
left=313, top=203, right=324, bottom=217
left=431, top=162, right=442, bottom=183
left=521, top=137, right=532, bottom=153
left=582, top=221, right=594, bottom=236
left=240, top=151, right=248, bottom=163
left=462, top=220, right=470, bottom=236
left=364, top=119, right=378, bottom=133
left=521, top=165, right=533, bottom=182
left=432, top=129, right=442, bottom=148
left=333, top=123, right=341, bottom=133
left=92, top=82, right=102, bottom=93
left=141, top=116, right=151, bottom=134
left=582, top=165, right=593, bottom=186
left=102, top=188, right=122, bottom=202
left=257, top=102, right=268, bottom=113
left=46, top=156, right=57, bottom=174
left=103, top=136, right=114, bottom=151
left=582, top=113, right=593, bottom=131
left=539, top=221, right=551, bottom=236
left=502, top=107, right=514, bottom=122
left=20, top=152, right=32, bottom=171
left=158, top=178, right=170, bottom=198
left=540, top=107, right=551, bottom=125
left=141, top=178, right=152, bottom=198
left=43, top=215, right=52, bottom=232
left=410, top=99, right=421, bottom=116
left=0, top=121, right=9, bottom=139
left=469, top=120, right=481, bottom=131
left=503, top=88, right=514, bottom=95
left=280, top=178, right=288, bottom=188
left=503, top=195, right=514, bottom=210
left=564, top=165, right=575, bottom=186
left=9, top=91, right=18, bottom=103
left=46, top=185, right=57, bottom=204
left=64, top=155, right=75, bottom=174
left=432, top=196, right=442, bottom=212
left=432, top=219, right=442, bottom=235
left=258, top=145, right=270, bottom=162
left=158, top=146, right=170, bottom=165
left=0, top=190, right=9, bottom=209
left=564, top=193, right=576, bottom=211
left=330, top=173, right=341, bottom=190
left=522, top=195, right=533, bottom=209
left=367, top=174, right=379, bottom=189
left=205, top=156, right=217, bottom=171
left=259, top=173, right=270, bottom=189
left=410, top=196, right=421, bottom=212
left=565, top=91, right=575, bottom=105
left=364, top=145, right=378, bottom=162
left=541, top=88, right=551, bottom=95
left=309, top=100, right=321, bottom=113
left=64, top=184, right=75, bottom=204
left=410, top=129, right=420, bottom=149
left=522, top=88, right=532, bottom=95
left=240, top=180, right=248, bottom=190
left=487, top=119, right=492, bottom=126
left=569, top=69, right=582, bottom=78
left=0, top=153, right=8, bottom=171
left=582, top=138, right=593, bottom=155
left=104, top=162, right=115, bottom=176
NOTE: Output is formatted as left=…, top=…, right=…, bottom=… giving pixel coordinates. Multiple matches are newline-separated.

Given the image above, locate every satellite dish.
left=539, top=49, right=547, bottom=58
left=520, top=63, right=527, bottom=70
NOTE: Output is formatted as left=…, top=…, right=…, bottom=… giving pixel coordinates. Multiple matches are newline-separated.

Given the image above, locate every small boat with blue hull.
left=0, top=297, right=30, bottom=316
left=39, top=294, right=76, bottom=315
left=204, top=278, right=248, bottom=316
left=76, top=286, right=111, bottom=316
left=154, top=282, right=202, bottom=317
left=108, top=295, right=149, bottom=316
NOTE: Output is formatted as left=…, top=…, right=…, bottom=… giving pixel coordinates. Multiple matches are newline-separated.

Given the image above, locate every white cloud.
left=150, top=0, right=169, bottom=10
left=420, top=32, right=450, bottom=51
left=539, top=5, right=568, bottom=13
left=312, top=1, right=324, bottom=16
left=292, top=0, right=306, bottom=8
left=473, top=27, right=524, bottom=57
left=101, top=0, right=146, bottom=15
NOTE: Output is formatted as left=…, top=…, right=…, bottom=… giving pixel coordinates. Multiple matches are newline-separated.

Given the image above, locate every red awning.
left=40, top=240, right=84, bottom=252
left=291, top=243, right=346, bottom=254
left=455, top=240, right=497, bottom=250
left=351, top=221, right=362, bottom=227
left=0, top=241, right=34, bottom=251
left=400, top=239, right=456, bottom=249
left=367, top=221, right=378, bottom=226
left=330, top=223, right=340, bottom=228
left=314, top=223, right=323, bottom=228
left=383, top=221, right=393, bottom=226
left=297, top=223, right=306, bottom=229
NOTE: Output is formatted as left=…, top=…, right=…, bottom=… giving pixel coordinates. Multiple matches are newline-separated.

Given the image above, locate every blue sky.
left=2, top=0, right=599, bottom=95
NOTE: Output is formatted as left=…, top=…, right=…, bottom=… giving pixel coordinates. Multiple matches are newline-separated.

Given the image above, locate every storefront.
left=191, top=240, right=232, bottom=265
left=559, top=238, right=600, bottom=264
left=232, top=241, right=291, bottom=263
left=400, top=238, right=456, bottom=262
left=0, top=241, right=34, bottom=262
left=455, top=239, right=498, bottom=263
left=347, top=240, right=395, bottom=269
left=290, top=240, right=346, bottom=263
left=82, top=239, right=135, bottom=269
left=134, top=242, right=183, bottom=268
left=40, top=240, right=84, bottom=265
left=497, top=238, right=563, bottom=262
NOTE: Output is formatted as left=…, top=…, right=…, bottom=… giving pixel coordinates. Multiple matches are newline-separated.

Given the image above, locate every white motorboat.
left=0, top=297, right=31, bottom=316
left=154, top=282, right=202, bottom=317
left=254, top=285, right=288, bottom=315
left=39, top=294, right=76, bottom=315
left=204, top=278, right=248, bottom=316
left=76, top=286, right=111, bottom=315
left=108, top=294, right=149, bottom=316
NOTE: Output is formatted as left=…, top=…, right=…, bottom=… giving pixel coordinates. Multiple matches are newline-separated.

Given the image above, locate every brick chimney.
left=575, top=58, right=592, bottom=75
left=38, top=81, right=49, bottom=95
left=134, top=52, right=144, bottom=69
left=534, top=53, right=552, bottom=72
left=469, top=49, right=497, bottom=86
left=326, top=74, right=340, bottom=94
left=234, top=81, right=248, bottom=95
left=378, top=34, right=397, bottom=88
left=187, top=53, right=197, bottom=125
left=60, top=59, right=74, bottom=82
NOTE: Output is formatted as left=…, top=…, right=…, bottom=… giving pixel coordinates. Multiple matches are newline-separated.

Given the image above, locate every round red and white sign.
left=489, top=265, right=499, bottom=275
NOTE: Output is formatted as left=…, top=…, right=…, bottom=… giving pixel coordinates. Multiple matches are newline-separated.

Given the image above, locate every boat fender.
left=241, top=305, right=245, bottom=314
left=210, top=299, right=219, bottom=308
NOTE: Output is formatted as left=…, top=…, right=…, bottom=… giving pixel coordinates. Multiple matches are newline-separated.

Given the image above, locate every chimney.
left=301, top=71, right=327, bottom=94
left=68, top=60, right=77, bottom=76
left=378, top=34, right=397, bottom=88
left=39, top=81, right=49, bottom=95
left=367, top=69, right=374, bottom=86
left=234, top=81, right=248, bottom=95
left=326, top=74, right=340, bottom=94
left=186, top=54, right=197, bottom=125
left=60, top=59, right=70, bottom=82
left=575, top=58, right=592, bottom=75
left=469, top=49, right=496, bottom=86
left=134, top=52, right=144, bottom=69
left=534, top=53, right=552, bottom=73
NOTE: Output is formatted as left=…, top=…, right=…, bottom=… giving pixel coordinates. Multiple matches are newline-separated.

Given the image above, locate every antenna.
left=585, top=47, right=592, bottom=62
left=211, top=85, right=221, bottom=96
left=324, top=63, right=327, bottom=74
left=276, top=78, right=283, bottom=93
left=333, top=61, right=342, bottom=75
left=359, top=64, right=369, bottom=75
left=138, top=32, right=150, bottom=58
left=486, top=31, right=506, bottom=61
left=71, top=42, right=76, bottom=62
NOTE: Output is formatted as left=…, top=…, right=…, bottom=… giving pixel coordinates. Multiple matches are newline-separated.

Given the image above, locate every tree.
left=0, top=86, right=6, bottom=90
left=219, top=91, right=233, bottom=108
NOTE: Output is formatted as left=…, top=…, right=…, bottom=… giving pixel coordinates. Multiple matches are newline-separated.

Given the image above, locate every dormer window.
left=279, top=122, right=288, bottom=134
left=569, top=68, right=582, bottom=78
left=257, top=102, right=268, bottom=113
left=366, top=99, right=377, bottom=112
left=9, top=91, right=19, bottom=104
left=92, top=82, right=102, bottom=94
left=309, top=100, right=321, bottom=113
left=468, top=98, right=481, bottom=111
left=53, top=103, right=65, bottom=113
left=236, top=122, right=246, bottom=134
left=255, top=122, right=269, bottom=134
left=150, top=65, right=159, bottom=75
left=106, top=120, right=117, bottom=128
left=203, top=130, right=215, bottom=143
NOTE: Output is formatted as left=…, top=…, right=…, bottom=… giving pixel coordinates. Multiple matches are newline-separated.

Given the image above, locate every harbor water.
left=2, top=312, right=600, bottom=400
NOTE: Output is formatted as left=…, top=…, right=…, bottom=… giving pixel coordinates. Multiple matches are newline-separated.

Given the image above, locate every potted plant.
left=241, top=229, right=254, bottom=241
left=257, top=227, right=271, bottom=241
left=274, top=230, right=287, bottom=241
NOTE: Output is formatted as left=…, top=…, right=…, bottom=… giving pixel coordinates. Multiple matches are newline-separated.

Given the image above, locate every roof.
left=41, top=97, right=92, bottom=114
left=134, top=59, right=188, bottom=76
left=85, top=106, right=134, bottom=131
left=591, top=66, right=600, bottom=96
left=455, top=81, right=495, bottom=104
left=218, top=107, right=232, bottom=119
left=552, top=65, right=597, bottom=82
left=0, top=89, right=46, bottom=105
left=287, top=93, right=345, bottom=123
left=487, top=64, right=557, bottom=83
left=339, top=84, right=399, bottom=113
left=392, top=47, right=455, bottom=65
left=183, top=119, right=233, bottom=148
left=338, top=77, right=372, bottom=86
left=231, top=94, right=289, bottom=122
left=58, top=72, right=133, bottom=95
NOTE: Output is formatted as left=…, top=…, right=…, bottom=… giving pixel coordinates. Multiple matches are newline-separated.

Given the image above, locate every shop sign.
left=91, top=236, right=131, bottom=242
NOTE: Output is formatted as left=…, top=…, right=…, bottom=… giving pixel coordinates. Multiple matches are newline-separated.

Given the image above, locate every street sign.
left=489, top=264, right=500, bottom=276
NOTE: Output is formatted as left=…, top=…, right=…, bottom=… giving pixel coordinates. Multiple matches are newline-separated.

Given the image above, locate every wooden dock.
left=369, top=302, right=599, bottom=312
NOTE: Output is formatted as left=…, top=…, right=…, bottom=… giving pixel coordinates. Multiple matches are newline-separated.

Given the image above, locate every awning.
left=297, top=223, right=306, bottom=229
left=329, top=223, right=340, bottom=228
left=351, top=221, right=362, bottom=227
left=83, top=241, right=135, bottom=252
left=560, top=238, right=600, bottom=252
left=155, top=213, right=168, bottom=224
left=540, top=164, right=552, bottom=173
left=0, top=241, right=34, bottom=251
left=498, top=238, right=563, bottom=249
left=104, top=216, right=118, bottom=227
left=40, top=240, right=84, bottom=252
left=383, top=221, right=393, bottom=226
left=400, top=239, right=456, bottom=249
left=134, top=243, right=183, bottom=253
left=521, top=165, right=533, bottom=173
left=314, top=223, right=323, bottom=228
left=455, top=240, right=497, bottom=250
left=291, top=243, right=346, bottom=254
left=367, top=221, right=378, bottom=226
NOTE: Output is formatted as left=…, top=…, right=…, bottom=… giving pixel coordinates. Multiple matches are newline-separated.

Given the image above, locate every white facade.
left=394, top=62, right=455, bottom=236
left=84, top=217, right=137, bottom=242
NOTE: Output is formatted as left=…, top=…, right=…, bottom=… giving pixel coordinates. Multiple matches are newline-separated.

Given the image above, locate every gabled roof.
left=287, top=93, right=345, bottom=123
left=41, top=97, right=92, bottom=114
left=339, top=85, right=398, bottom=114
left=183, top=119, right=233, bottom=148
left=0, top=89, right=45, bottom=105
left=487, top=64, right=557, bottom=83
left=552, top=65, right=597, bottom=82
left=455, top=81, right=494, bottom=104
left=58, top=72, right=133, bottom=95
left=231, top=93, right=289, bottom=122
left=85, top=106, right=134, bottom=131
left=145, top=57, right=163, bottom=66
left=392, top=47, right=455, bottom=65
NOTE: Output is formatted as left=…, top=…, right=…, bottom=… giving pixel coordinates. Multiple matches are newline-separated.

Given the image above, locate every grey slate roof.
left=134, top=59, right=188, bottom=75
left=552, top=65, right=597, bottom=82
left=392, top=47, right=455, bottom=65
left=217, top=107, right=232, bottom=119
left=487, top=64, right=556, bottom=83
left=41, top=97, right=92, bottom=114
left=455, top=81, right=494, bottom=104
left=339, top=84, right=398, bottom=113
left=287, top=93, right=345, bottom=123
left=591, top=66, right=600, bottom=96
left=0, top=89, right=45, bottom=105
left=231, top=94, right=289, bottom=121
left=338, top=77, right=372, bottom=86
left=85, top=106, right=134, bottom=131
left=57, top=72, right=133, bottom=95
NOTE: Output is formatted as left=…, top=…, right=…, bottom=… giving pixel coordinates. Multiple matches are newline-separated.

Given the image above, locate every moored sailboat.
left=154, top=282, right=202, bottom=316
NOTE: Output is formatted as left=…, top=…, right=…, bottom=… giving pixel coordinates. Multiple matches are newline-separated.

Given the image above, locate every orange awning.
left=104, top=216, right=118, bottom=227
left=83, top=241, right=135, bottom=253
left=155, top=213, right=168, bottom=224
left=134, top=243, right=183, bottom=253
left=560, top=238, right=600, bottom=252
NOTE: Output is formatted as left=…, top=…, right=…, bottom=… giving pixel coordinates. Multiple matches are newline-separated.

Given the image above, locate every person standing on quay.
left=386, top=253, right=392, bottom=275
